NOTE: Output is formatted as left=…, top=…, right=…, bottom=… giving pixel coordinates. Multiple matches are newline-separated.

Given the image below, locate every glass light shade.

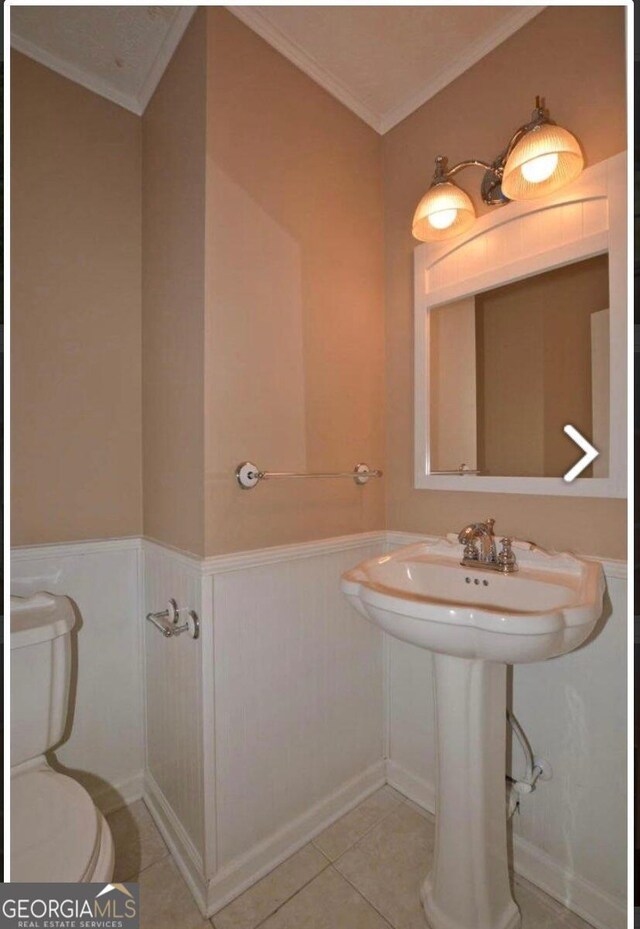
left=502, top=123, right=583, bottom=200
left=412, top=182, right=475, bottom=242
left=521, top=151, right=558, bottom=183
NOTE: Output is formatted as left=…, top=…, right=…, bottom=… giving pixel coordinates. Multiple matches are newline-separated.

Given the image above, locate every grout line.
left=109, top=809, right=171, bottom=884
left=328, top=796, right=438, bottom=928
left=242, top=856, right=332, bottom=929
left=117, top=847, right=170, bottom=885
left=217, top=791, right=403, bottom=929
left=398, top=795, right=436, bottom=824
left=122, top=791, right=596, bottom=929
left=331, top=866, right=396, bottom=929
left=512, top=872, right=586, bottom=924
left=321, top=793, right=404, bottom=865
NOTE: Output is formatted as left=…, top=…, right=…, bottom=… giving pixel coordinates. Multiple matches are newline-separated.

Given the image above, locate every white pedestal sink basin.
left=341, top=537, right=604, bottom=929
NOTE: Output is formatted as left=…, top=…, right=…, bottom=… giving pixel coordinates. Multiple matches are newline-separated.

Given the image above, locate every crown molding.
left=136, top=7, right=196, bottom=112
left=228, top=6, right=545, bottom=136
left=378, top=6, right=546, bottom=132
left=227, top=6, right=384, bottom=133
left=10, top=6, right=196, bottom=117
left=11, top=6, right=544, bottom=125
left=10, top=32, right=142, bottom=114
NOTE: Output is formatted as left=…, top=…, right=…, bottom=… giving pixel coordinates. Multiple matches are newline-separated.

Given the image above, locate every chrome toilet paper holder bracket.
left=146, top=598, right=199, bottom=640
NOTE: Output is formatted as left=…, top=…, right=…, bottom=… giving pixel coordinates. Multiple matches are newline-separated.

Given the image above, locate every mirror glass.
left=428, top=254, right=610, bottom=478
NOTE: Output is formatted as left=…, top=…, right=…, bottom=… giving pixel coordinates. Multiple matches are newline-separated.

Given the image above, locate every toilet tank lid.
left=10, top=593, right=76, bottom=649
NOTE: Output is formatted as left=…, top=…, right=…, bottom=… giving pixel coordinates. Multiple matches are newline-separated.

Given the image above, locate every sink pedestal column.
left=420, top=654, right=520, bottom=929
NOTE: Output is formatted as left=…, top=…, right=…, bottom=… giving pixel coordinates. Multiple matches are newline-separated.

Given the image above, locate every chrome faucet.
left=457, top=518, right=518, bottom=573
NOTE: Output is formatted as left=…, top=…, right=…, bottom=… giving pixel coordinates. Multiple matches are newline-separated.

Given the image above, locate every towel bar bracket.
left=235, top=461, right=383, bottom=490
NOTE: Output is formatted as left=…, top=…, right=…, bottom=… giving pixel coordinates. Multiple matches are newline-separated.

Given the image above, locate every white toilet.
left=10, top=592, right=115, bottom=882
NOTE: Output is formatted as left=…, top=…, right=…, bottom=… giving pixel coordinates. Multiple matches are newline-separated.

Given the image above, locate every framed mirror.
left=414, top=152, right=626, bottom=497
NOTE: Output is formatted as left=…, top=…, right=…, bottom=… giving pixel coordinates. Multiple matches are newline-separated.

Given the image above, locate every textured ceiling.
left=10, top=6, right=196, bottom=114
left=230, top=6, right=544, bottom=132
left=10, top=5, right=543, bottom=129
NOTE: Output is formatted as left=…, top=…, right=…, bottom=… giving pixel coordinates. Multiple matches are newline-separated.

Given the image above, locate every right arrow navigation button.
left=563, top=425, right=599, bottom=482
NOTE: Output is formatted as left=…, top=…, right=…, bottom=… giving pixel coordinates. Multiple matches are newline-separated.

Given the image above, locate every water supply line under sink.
left=506, top=709, right=552, bottom=817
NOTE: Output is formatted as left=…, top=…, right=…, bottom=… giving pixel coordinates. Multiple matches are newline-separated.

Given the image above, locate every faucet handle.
left=497, top=537, right=517, bottom=571
left=462, top=540, right=479, bottom=561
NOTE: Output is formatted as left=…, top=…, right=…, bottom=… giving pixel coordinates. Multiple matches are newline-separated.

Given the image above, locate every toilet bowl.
left=10, top=593, right=115, bottom=882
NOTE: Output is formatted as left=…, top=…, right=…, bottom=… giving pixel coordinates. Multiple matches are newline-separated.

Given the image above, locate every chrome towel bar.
left=236, top=461, right=383, bottom=490
left=430, top=466, right=482, bottom=475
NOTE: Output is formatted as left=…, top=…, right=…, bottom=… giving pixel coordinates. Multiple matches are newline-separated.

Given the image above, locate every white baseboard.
left=144, top=771, right=208, bottom=914
left=144, top=758, right=627, bottom=929
left=385, top=761, right=626, bottom=929
left=143, top=760, right=385, bottom=918
left=92, top=770, right=144, bottom=815
left=386, top=760, right=436, bottom=815
left=512, top=834, right=626, bottom=929
left=205, top=760, right=386, bottom=916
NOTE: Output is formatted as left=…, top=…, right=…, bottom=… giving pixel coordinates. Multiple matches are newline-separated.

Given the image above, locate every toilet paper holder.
left=146, top=598, right=199, bottom=640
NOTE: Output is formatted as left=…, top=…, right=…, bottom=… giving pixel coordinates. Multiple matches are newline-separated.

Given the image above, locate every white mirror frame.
left=414, top=151, right=627, bottom=497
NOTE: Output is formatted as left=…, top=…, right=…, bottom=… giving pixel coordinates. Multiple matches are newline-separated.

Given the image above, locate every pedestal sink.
left=341, top=536, right=604, bottom=929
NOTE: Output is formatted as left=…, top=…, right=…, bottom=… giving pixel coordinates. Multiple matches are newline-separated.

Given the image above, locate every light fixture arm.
left=430, top=154, right=506, bottom=206
left=429, top=98, right=553, bottom=206
left=435, top=157, right=497, bottom=180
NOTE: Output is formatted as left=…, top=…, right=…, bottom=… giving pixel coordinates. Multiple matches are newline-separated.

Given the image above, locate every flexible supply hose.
left=507, top=708, right=544, bottom=795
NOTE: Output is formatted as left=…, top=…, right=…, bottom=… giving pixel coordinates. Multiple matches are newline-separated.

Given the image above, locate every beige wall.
left=12, top=6, right=628, bottom=559
left=203, top=9, right=385, bottom=555
left=11, top=51, right=142, bottom=545
left=429, top=297, right=477, bottom=472
left=141, top=11, right=207, bottom=555
left=476, top=255, right=609, bottom=478
left=382, top=5, right=627, bottom=558
left=540, top=256, right=608, bottom=477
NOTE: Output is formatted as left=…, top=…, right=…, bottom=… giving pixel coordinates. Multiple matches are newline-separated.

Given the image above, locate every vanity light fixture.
left=412, top=97, right=584, bottom=242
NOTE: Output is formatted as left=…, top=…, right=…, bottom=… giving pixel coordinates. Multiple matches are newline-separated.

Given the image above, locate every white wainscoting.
left=142, top=541, right=206, bottom=872
left=10, top=530, right=627, bottom=929
left=205, top=537, right=386, bottom=910
left=141, top=531, right=388, bottom=916
left=385, top=531, right=627, bottom=929
left=10, top=538, right=144, bottom=813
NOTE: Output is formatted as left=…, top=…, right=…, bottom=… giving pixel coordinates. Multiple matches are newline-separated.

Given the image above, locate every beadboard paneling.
left=510, top=573, right=627, bottom=909
left=427, top=198, right=609, bottom=294
left=211, top=542, right=385, bottom=867
left=10, top=539, right=143, bottom=812
left=12, top=531, right=626, bottom=929
left=143, top=542, right=206, bottom=858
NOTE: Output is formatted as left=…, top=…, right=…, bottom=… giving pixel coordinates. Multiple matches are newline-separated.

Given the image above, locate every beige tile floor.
left=107, top=788, right=595, bottom=929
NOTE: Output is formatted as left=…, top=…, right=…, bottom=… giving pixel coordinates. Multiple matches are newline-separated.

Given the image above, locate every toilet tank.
left=10, top=593, right=76, bottom=767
